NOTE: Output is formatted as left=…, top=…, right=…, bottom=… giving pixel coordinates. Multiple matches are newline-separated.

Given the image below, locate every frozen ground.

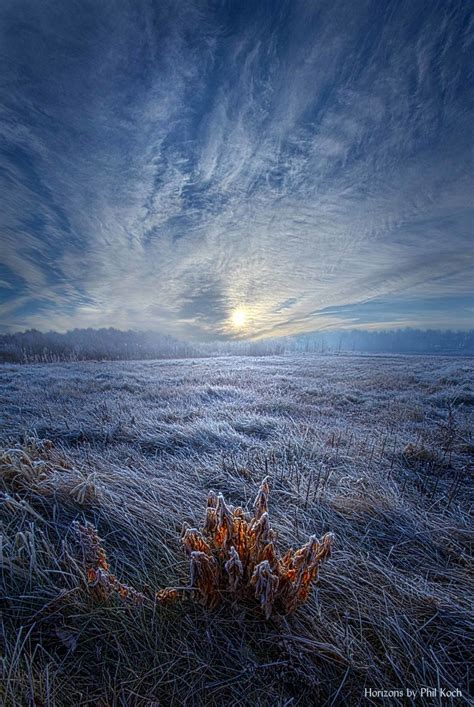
left=1, top=354, right=473, bottom=705
left=2, top=353, right=473, bottom=460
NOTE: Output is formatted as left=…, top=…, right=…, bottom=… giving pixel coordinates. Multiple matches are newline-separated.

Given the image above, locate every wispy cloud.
left=0, top=0, right=472, bottom=337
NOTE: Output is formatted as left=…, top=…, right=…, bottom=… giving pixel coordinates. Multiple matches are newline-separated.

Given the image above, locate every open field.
left=1, top=354, right=473, bottom=706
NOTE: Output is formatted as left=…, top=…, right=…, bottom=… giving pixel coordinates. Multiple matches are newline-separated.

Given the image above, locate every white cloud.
left=0, top=0, right=472, bottom=337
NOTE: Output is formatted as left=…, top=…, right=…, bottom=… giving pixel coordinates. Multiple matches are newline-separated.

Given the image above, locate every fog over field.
left=1, top=354, right=472, bottom=705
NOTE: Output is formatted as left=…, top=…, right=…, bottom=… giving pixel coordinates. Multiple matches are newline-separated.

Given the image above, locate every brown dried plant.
left=73, top=522, right=146, bottom=605
left=179, top=477, right=333, bottom=618
left=1, top=439, right=101, bottom=505
left=0, top=438, right=57, bottom=491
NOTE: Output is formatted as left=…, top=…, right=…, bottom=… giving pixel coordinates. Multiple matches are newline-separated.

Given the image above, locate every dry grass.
left=0, top=354, right=472, bottom=705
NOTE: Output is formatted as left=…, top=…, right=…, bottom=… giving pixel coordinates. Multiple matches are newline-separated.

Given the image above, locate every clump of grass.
left=0, top=438, right=58, bottom=491
left=0, top=437, right=101, bottom=505
left=180, top=477, right=333, bottom=618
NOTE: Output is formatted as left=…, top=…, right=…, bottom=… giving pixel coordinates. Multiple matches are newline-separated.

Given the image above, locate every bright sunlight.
left=231, top=308, right=247, bottom=328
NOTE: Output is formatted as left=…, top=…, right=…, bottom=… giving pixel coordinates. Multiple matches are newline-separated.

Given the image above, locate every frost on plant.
left=181, top=477, right=333, bottom=618
left=73, top=522, right=146, bottom=605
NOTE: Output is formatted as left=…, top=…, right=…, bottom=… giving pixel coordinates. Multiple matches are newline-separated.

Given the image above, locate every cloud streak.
left=0, top=0, right=472, bottom=337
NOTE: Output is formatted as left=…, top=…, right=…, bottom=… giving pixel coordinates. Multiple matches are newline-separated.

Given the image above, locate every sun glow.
left=231, top=308, right=247, bottom=328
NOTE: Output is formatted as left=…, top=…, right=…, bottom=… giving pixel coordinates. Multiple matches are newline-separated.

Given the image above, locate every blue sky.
left=0, top=0, right=472, bottom=339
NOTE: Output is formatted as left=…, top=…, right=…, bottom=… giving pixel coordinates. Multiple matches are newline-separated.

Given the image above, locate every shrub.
left=180, top=477, right=333, bottom=618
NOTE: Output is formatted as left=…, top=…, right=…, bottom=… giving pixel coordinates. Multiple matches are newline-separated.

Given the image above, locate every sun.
left=231, top=308, right=247, bottom=328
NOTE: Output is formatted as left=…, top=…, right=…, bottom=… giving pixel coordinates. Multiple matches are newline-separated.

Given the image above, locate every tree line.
left=0, top=327, right=472, bottom=363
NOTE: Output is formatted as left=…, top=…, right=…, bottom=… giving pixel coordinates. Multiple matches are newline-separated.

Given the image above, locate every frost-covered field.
left=2, top=354, right=473, bottom=458
left=1, top=354, right=473, bottom=706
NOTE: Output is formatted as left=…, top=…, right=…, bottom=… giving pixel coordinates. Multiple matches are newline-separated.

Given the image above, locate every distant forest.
left=0, top=327, right=473, bottom=363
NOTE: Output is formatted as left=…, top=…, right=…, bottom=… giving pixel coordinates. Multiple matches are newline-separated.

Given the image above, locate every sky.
left=0, top=0, right=472, bottom=340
